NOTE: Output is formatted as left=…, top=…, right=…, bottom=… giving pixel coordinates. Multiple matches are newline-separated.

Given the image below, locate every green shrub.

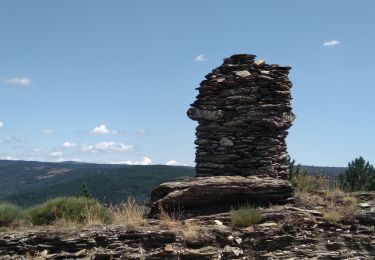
left=0, top=202, right=24, bottom=227
left=292, top=171, right=317, bottom=193
left=27, top=197, right=112, bottom=225
left=230, top=205, right=262, bottom=227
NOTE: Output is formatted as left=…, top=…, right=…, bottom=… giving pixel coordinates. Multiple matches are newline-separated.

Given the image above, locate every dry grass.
left=158, top=206, right=200, bottom=241
left=323, top=209, right=346, bottom=223
left=158, top=205, right=180, bottom=229
left=52, top=218, right=80, bottom=229
left=322, top=189, right=357, bottom=223
left=180, top=220, right=200, bottom=241
left=294, top=190, right=325, bottom=209
left=26, top=250, right=48, bottom=260
left=323, top=188, right=357, bottom=205
left=108, top=197, right=147, bottom=228
left=294, top=175, right=358, bottom=223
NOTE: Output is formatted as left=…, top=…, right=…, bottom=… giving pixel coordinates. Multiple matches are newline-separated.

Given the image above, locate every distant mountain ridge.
left=0, top=160, right=346, bottom=206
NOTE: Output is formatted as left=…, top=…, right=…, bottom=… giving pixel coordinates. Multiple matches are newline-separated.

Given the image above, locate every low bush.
left=27, top=197, right=112, bottom=226
left=0, top=202, right=24, bottom=227
left=230, top=205, right=262, bottom=227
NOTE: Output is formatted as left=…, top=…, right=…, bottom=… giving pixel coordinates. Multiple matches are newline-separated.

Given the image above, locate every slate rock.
left=149, top=175, right=294, bottom=216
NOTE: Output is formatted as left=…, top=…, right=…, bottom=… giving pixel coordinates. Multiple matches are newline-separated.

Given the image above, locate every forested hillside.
left=0, top=160, right=346, bottom=206
left=0, top=160, right=195, bottom=206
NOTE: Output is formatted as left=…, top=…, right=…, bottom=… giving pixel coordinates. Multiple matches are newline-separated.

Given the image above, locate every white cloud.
left=42, top=129, right=55, bottom=134
left=5, top=77, right=31, bottom=87
left=166, top=160, right=179, bottom=166
left=91, top=124, right=118, bottom=135
left=194, top=54, right=206, bottom=62
left=165, top=160, right=187, bottom=166
left=111, top=156, right=153, bottom=165
left=49, top=151, right=63, bottom=158
left=62, top=141, right=76, bottom=148
left=81, top=141, right=133, bottom=153
left=0, top=156, right=18, bottom=160
left=322, top=40, right=341, bottom=47
left=0, top=122, right=3, bottom=128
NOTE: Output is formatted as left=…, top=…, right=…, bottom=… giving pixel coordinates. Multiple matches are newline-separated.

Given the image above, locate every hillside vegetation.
left=0, top=160, right=346, bottom=206
left=0, top=160, right=195, bottom=206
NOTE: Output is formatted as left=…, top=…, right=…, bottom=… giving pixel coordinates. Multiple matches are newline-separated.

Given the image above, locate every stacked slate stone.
left=187, top=54, right=295, bottom=179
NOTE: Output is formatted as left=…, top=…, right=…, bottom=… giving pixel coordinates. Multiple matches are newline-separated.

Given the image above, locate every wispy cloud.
left=42, top=129, right=55, bottom=134
left=62, top=142, right=76, bottom=148
left=111, top=156, right=153, bottom=165
left=0, top=122, right=3, bottom=129
left=49, top=151, right=63, bottom=158
left=0, top=136, right=26, bottom=144
left=81, top=141, right=133, bottom=153
left=5, top=77, right=31, bottom=87
left=194, top=54, right=206, bottom=62
left=138, top=128, right=146, bottom=136
left=322, top=40, right=341, bottom=47
left=91, top=124, right=118, bottom=135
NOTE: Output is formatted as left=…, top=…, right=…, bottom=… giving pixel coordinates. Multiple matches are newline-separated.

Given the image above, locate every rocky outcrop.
left=149, top=176, right=293, bottom=217
left=187, top=54, right=294, bottom=178
left=2, top=194, right=375, bottom=259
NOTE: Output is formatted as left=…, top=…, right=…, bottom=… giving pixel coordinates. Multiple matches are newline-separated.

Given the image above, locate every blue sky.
left=0, top=0, right=374, bottom=166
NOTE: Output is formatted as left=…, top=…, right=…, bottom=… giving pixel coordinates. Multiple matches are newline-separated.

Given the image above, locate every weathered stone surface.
left=234, top=70, right=251, bottom=78
left=219, top=137, right=234, bottom=147
left=355, top=200, right=375, bottom=225
left=149, top=175, right=293, bottom=216
left=3, top=193, right=375, bottom=259
left=187, top=54, right=294, bottom=179
left=187, top=107, right=224, bottom=121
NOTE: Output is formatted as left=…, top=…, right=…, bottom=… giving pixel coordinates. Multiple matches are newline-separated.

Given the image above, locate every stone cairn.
left=149, top=54, right=295, bottom=217
left=187, top=54, right=295, bottom=179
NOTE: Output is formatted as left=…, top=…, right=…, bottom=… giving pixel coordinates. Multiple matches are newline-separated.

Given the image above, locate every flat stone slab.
left=149, top=175, right=293, bottom=217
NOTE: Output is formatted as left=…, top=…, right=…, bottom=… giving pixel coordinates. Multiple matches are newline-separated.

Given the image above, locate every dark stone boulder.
left=148, top=175, right=294, bottom=217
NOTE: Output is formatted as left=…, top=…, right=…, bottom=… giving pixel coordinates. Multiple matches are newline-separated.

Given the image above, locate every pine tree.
left=339, top=156, right=375, bottom=192
left=79, top=183, right=92, bottom=198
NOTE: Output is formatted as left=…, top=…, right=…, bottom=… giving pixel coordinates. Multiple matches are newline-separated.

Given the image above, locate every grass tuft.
left=230, top=204, right=262, bottom=227
left=109, top=197, right=147, bottom=227
left=158, top=206, right=200, bottom=241
left=322, top=189, right=357, bottom=223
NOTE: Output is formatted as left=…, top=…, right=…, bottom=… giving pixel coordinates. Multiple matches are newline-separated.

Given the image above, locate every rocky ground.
left=1, top=192, right=375, bottom=259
